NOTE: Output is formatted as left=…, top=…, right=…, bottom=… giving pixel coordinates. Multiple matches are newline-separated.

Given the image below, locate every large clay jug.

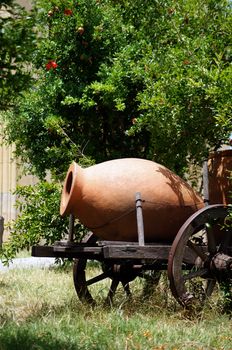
left=60, top=158, right=203, bottom=242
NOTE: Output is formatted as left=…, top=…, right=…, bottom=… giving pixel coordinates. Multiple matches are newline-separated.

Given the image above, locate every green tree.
left=0, top=0, right=36, bottom=110
left=3, top=0, right=232, bottom=179
left=1, top=0, right=232, bottom=261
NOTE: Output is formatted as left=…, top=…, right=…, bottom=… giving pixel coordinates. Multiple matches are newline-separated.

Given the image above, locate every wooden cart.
left=32, top=154, right=232, bottom=309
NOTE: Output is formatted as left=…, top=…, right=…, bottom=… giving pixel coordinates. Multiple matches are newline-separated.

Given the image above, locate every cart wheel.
left=168, top=205, right=231, bottom=309
left=73, top=232, right=139, bottom=305
left=73, top=232, right=97, bottom=305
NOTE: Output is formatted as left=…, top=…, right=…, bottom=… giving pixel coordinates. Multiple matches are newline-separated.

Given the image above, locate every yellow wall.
left=0, top=123, right=38, bottom=240
left=0, top=131, right=17, bottom=224
left=0, top=0, right=35, bottom=243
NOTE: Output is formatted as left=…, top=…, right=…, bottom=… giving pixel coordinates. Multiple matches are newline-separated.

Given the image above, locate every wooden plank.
left=103, top=245, right=171, bottom=260
left=103, top=245, right=207, bottom=264
left=54, top=245, right=103, bottom=255
left=32, top=244, right=103, bottom=259
left=32, top=245, right=58, bottom=258
left=98, top=240, right=141, bottom=246
left=32, top=243, right=232, bottom=263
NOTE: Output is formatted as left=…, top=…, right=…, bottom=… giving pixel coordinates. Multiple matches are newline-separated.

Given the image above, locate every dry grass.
left=0, top=264, right=231, bottom=350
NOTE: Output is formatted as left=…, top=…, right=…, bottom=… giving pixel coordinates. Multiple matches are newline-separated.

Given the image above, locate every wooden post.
left=0, top=216, right=4, bottom=248
left=135, top=192, right=145, bottom=246
left=203, top=160, right=209, bottom=206
left=68, top=214, right=75, bottom=242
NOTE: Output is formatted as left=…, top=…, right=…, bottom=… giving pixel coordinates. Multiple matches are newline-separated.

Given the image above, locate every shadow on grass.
left=0, top=324, right=96, bottom=350
left=0, top=328, right=72, bottom=350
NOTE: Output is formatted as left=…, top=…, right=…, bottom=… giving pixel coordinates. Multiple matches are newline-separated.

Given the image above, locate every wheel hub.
left=210, top=252, right=232, bottom=279
left=102, top=262, right=141, bottom=283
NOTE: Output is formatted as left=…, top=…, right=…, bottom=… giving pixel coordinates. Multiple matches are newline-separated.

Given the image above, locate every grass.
left=14, top=248, right=32, bottom=259
left=0, top=264, right=231, bottom=350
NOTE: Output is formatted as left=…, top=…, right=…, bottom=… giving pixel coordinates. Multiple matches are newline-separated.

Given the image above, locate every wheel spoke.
left=206, top=222, right=217, bottom=254
left=183, top=268, right=208, bottom=281
left=205, top=279, right=216, bottom=297
left=219, top=229, right=232, bottom=252
left=86, top=272, right=108, bottom=286
left=106, top=278, right=120, bottom=303
left=122, top=281, right=131, bottom=297
left=187, top=240, right=207, bottom=261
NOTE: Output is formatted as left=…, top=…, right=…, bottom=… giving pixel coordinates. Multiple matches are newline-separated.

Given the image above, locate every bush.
left=0, top=182, right=69, bottom=263
left=2, top=0, right=232, bottom=259
left=3, top=0, right=232, bottom=179
left=0, top=0, right=36, bottom=110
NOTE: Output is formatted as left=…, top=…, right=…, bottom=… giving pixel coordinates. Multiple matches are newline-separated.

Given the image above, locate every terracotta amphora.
left=60, top=158, right=203, bottom=243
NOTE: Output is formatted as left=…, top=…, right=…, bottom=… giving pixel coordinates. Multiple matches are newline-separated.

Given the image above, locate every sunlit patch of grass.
left=0, top=265, right=231, bottom=350
left=15, top=249, right=31, bottom=259
left=0, top=266, right=73, bottom=323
